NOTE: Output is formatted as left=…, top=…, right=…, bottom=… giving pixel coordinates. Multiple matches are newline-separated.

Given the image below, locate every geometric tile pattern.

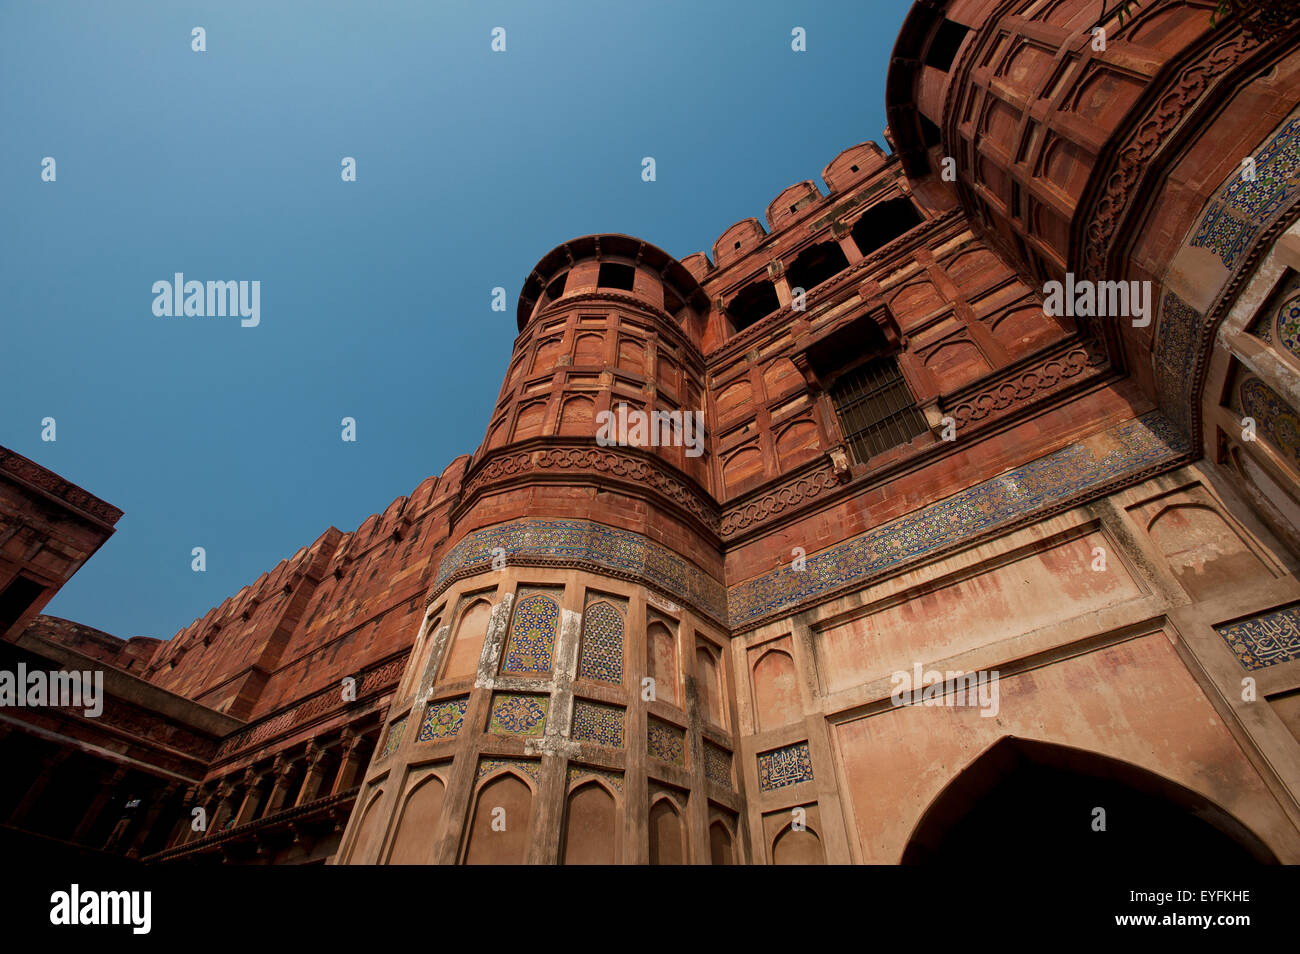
left=1216, top=604, right=1300, bottom=671
left=1158, top=108, right=1300, bottom=450
left=477, top=757, right=542, bottom=784
left=567, top=765, right=625, bottom=794
left=1277, top=284, right=1300, bottom=360
left=571, top=699, right=624, bottom=747
left=1251, top=272, right=1300, bottom=349
left=704, top=741, right=733, bottom=788
left=1240, top=376, right=1300, bottom=469
left=578, top=601, right=625, bottom=684
left=1191, top=116, right=1300, bottom=270
left=728, top=412, right=1189, bottom=627
left=417, top=697, right=468, bottom=743
left=1154, top=293, right=1201, bottom=437
left=501, top=594, right=559, bottom=676
left=1246, top=272, right=1300, bottom=355
left=489, top=693, right=549, bottom=737
left=380, top=716, right=407, bottom=760
left=434, top=518, right=727, bottom=624
left=647, top=717, right=686, bottom=766
left=757, top=741, right=814, bottom=792
left=434, top=415, right=1187, bottom=631
left=1248, top=308, right=1275, bottom=344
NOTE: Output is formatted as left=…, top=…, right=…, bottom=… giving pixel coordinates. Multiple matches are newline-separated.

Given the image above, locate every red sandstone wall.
left=23, top=615, right=160, bottom=673
left=142, top=457, right=468, bottom=721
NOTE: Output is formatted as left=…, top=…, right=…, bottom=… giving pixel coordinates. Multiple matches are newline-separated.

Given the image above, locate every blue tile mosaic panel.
left=417, top=697, right=468, bottom=742
left=477, top=757, right=541, bottom=784
left=489, top=693, right=549, bottom=736
left=1154, top=294, right=1200, bottom=437
left=728, top=412, right=1188, bottom=627
left=1239, top=376, right=1300, bottom=470
left=433, top=414, right=1186, bottom=631
left=1277, top=282, right=1300, bottom=359
left=434, top=519, right=727, bottom=623
left=501, top=594, right=559, bottom=676
left=647, top=717, right=686, bottom=766
left=704, top=742, right=733, bottom=788
left=567, top=765, right=624, bottom=794
left=1215, top=605, right=1300, bottom=670
left=380, top=716, right=407, bottom=760
left=578, top=601, right=625, bottom=684
left=1190, top=117, right=1300, bottom=270
left=571, top=699, right=625, bottom=747
left=757, top=741, right=814, bottom=792
left=1251, top=271, right=1300, bottom=350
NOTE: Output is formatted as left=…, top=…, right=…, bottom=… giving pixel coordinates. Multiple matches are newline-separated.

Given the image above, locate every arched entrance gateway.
left=902, top=738, right=1279, bottom=865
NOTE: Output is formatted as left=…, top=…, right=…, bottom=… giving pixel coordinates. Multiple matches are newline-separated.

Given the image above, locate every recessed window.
left=786, top=241, right=850, bottom=293
left=0, top=575, right=44, bottom=635
left=829, top=356, right=928, bottom=464
left=545, top=273, right=567, bottom=301
left=851, top=197, right=923, bottom=257
left=598, top=262, right=636, bottom=292
left=728, top=280, right=781, bottom=331
left=920, top=116, right=943, bottom=148
left=925, top=19, right=970, bottom=72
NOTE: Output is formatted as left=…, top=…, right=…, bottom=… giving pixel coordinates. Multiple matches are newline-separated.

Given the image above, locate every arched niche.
left=562, top=780, right=619, bottom=865
left=772, top=823, right=824, bottom=865
left=386, top=772, right=446, bottom=865
left=442, top=599, right=491, bottom=682
left=752, top=648, right=800, bottom=732
left=646, top=621, right=679, bottom=706
left=649, top=794, right=687, bottom=865
left=463, top=772, right=535, bottom=865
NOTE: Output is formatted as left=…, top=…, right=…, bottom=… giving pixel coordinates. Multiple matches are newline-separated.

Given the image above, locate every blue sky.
left=0, top=0, right=912, bottom=639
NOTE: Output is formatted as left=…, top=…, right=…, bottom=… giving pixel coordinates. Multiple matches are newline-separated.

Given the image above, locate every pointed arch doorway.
left=901, top=737, right=1276, bottom=865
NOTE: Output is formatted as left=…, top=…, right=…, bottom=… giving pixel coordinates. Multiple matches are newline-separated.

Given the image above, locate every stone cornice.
left=0, top=447, right=123, bottom=527
left=211, top=651, right=407, bottom=762
left=453, top=439, right=721, bottom=539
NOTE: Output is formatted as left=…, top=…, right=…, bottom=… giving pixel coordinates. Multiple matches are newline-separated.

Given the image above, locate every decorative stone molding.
left=1081, top=28, right=1265, bottom=276
left=212, top=653, right=407, bottom=760
left=720, top=462, right=841, bottom=538
left=457, top=443, right=720, bottom=535
left=944, top=344, right=1108, bottom=428
left=0, top=447, right=123, bottom=525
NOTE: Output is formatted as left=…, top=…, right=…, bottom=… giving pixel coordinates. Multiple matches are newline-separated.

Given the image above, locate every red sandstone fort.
left=4, top=0, right=1300, bottom=864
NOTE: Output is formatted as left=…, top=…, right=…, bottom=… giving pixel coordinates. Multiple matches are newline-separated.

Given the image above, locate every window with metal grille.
left=829, top=356, right=928, bottom=463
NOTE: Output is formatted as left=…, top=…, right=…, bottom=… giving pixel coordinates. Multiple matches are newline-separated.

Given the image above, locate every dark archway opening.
left=902, top=737, right=1276, bottom=865
left=851, top=197, right=923, bottom=257
left=786, top=241, right=849, bottom=293
left=728, top=280, right=781, bottom=331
